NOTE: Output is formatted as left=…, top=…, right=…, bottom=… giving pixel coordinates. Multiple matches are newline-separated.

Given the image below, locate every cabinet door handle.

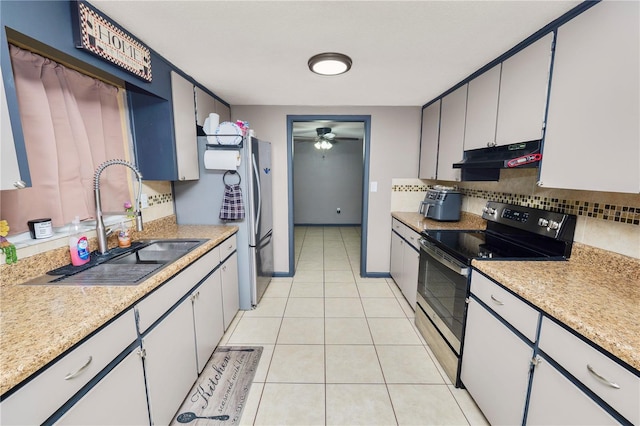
left=64, top=356, right=92, bottom=380
left=587, top=364, right=620, bottom=389
left=490, top=294, right=504, bottom=306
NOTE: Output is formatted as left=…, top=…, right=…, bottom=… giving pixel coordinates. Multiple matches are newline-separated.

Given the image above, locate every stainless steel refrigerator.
left=174, top=136, right=273, bottom=309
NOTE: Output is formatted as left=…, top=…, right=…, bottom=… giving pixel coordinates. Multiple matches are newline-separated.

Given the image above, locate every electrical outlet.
left=337, top=208, right=341, bottom=214
left=140, top=193, right=149, bottom=209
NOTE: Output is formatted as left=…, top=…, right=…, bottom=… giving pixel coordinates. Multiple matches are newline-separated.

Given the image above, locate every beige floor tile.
left=243, top=297, right=287, bottom=317
left=362, top=298, right=406, bottom=317
left=227, top=317, right=282, bottom=345
left=325, top=318, right=373, bottom=345
left=277, top=317, right=324, bottom=344
left=238, top=382, right=263, bottom=426
left=293, top=270, right=324, bottom=282
left=218, top=310, right=244, bottom=345
left=326, top=345, right=384, bottom=383
left=252, top=345, right=274, bottom=383
left=324, top=258, right=353, bottom=271
left=263, top=280, right=292, bottom=298
left=254, top=383, right=325, bottom=426
left=266, top=344, right=325, bottom=383
left=447, top=384, right=489, bottom=425
left=326, top=384, right=397, bottom=426
left=367, top=318, right=423, bottom=345
left=325, top=270, right=356, bottom=283
left=325, top=297, right=365, bottom=317
left=387, top=279, right=403, bottom=297
left=289, top=281, right=324, bottom=298
left=377, top=345, right=445, bottom=384
left=295, top=259, right=324, bottom=271
left=396, top=296, right=416, bottom=318
left=357, top=281, right=395, bottom=297
left=387, top=384, right=470, bottom=425
left=325, top=282, right=360, bottom=298
left=284, top=297, right=324, bottom=317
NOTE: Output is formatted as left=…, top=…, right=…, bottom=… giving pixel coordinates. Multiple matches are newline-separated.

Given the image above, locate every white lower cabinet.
left=193, top=269, right=224, bottom=374
left=142, top=298, right=198, bottom=425
left=463, top=270, right=638, bottom=425
left=221, top=252, right=239, bottom=330
left=389, top=219, right=419, bottom=311
left=537, top=317, right=639, bottom=424
left=461, top=297, right=533, bottom=425
left=0, top=310, right=137, bottom=426
left=526, top=355, right=619, bottom=425
left=55, top=347, right=149, bottom=425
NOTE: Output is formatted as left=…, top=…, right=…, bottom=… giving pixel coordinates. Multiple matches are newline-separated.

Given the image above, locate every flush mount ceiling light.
left=308, top=52, right=352, bottom=76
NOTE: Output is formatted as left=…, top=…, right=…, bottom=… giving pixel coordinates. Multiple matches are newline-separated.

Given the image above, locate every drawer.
left=392, top=219, right=420, bottom=250
left=0, top=310, right=137, bottom=425
left=392, top=218, right=404, bottom=235
left=220, top=234, right=237, bottom=261
left=136, top=247, right=220, bottom=333
left=470, top=270, right=539, bottom=342
left=402, top=227, right=420, bottom=250
left=539, top=317, right=639, bottom=424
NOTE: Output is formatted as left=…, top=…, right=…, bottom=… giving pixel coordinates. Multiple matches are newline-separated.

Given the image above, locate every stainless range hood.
left=452, top=140, right=542, bottom=181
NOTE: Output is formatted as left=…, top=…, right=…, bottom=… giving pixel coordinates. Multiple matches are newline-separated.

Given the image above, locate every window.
left=0, top=45, right=132, bottom=235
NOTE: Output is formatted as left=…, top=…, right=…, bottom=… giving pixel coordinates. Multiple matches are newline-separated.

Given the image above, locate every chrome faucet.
left=94, top=159, right=144, bottom=254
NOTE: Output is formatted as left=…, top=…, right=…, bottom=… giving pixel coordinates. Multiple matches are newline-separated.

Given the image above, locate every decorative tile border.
left=392, top=185, right=639, bottom=225
left=391, top=184, right=429, bottom=192
left=147, top=192, right=173, bottom=207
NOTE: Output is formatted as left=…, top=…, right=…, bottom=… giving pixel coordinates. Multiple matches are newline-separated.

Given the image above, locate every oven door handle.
left=420, top=238, right=469, bottom=277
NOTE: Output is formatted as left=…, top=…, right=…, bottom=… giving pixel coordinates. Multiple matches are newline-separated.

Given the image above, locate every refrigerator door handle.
left=252, top=153, right=262, bottom=237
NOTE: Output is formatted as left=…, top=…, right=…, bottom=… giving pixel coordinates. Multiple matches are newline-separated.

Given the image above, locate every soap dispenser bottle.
left=69, top=216, right=90, bottom=266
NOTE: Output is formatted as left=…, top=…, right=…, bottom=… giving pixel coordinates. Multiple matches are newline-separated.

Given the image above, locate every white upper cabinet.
left=437, top=85, right=467, bottom=181
left=496, top=33, right=553, bottom=146
left=419, top=100, right=440, bottom=179
left=540, top=2, right=639, bottom=193
left=170, top=71, right=199, bottom=181
left=464, top=64, right=501, bottom=151
left=194, top=86, right=218, bottom=129
left=464, top=33, right=553, bottom=152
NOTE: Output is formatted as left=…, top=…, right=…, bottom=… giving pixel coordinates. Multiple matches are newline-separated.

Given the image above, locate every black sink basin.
left=22, top=239, right=207, bottom=286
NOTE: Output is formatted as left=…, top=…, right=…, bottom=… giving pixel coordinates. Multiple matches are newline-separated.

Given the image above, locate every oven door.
left=416, top=238, right=469, bottom=355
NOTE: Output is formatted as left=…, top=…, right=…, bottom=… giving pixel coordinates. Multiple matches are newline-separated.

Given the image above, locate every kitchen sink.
left=22, top=239, right=207, bottom=286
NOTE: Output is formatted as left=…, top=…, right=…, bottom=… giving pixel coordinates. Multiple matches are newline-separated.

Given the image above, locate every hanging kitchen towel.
left=220, top=172, right=245, bottom=221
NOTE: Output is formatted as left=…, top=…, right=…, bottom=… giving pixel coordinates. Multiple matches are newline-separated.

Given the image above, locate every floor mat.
left=171, top=346, right=263, bottom=425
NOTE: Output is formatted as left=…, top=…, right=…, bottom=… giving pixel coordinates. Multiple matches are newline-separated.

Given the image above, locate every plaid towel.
left=220, top=183, right=245, bottom=220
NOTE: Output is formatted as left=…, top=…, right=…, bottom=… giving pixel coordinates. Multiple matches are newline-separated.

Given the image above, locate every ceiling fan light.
left=308, top=53, right=352, bottom=76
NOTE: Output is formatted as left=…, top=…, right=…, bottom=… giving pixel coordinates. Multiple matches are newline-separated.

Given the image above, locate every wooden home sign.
left=73, top=1, right=152, bottom=82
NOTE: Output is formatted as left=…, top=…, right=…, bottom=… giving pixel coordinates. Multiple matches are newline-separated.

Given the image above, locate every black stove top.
left=420, top=201, right=577, bottom=264
left=422, top=229, right=554, bottom=264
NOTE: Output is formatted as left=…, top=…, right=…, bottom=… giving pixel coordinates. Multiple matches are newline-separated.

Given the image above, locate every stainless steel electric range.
left=415, top=201, right=577, bottom=386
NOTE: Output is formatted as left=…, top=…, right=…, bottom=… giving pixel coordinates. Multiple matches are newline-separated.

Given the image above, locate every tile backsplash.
left=391, top=170, right=640, bottom=259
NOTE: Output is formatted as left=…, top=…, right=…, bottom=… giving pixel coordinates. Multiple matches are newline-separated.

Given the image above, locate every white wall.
left=294, top=138, right=363, bottom=225
left=231, top=105, right=421, bottom=275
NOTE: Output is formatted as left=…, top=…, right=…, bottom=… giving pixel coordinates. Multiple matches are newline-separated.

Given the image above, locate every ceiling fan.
left=295, top=127, right=359, bottom=150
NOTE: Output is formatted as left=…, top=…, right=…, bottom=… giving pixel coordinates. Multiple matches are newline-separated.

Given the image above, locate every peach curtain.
left=1, top=45, right=131, bottom=235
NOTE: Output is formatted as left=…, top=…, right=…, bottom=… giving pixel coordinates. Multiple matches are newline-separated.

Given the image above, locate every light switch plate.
left=140, top=193, right=149, bottom=208
left=370, top=181, right=378, bottom=193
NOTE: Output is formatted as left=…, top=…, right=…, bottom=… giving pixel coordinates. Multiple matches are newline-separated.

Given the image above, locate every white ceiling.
left=89, top=0, right=580, bottom=107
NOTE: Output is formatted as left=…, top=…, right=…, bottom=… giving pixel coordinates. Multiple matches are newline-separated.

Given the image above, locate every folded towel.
left=220, top=183, right=245, bottom=220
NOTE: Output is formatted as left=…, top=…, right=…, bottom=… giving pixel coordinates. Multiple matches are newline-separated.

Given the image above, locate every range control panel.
left=481, top=201, right=577, bottom=242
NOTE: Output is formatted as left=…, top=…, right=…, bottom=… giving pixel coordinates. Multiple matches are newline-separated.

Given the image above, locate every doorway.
left=287, top=115, right=371, bottom=277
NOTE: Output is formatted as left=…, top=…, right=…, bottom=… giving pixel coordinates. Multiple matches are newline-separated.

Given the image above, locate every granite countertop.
left=472, top=249, right=640, bottom=372
left=0, top=218, right=238, bottom=396
left=392, top=211, right=640, bottom=372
